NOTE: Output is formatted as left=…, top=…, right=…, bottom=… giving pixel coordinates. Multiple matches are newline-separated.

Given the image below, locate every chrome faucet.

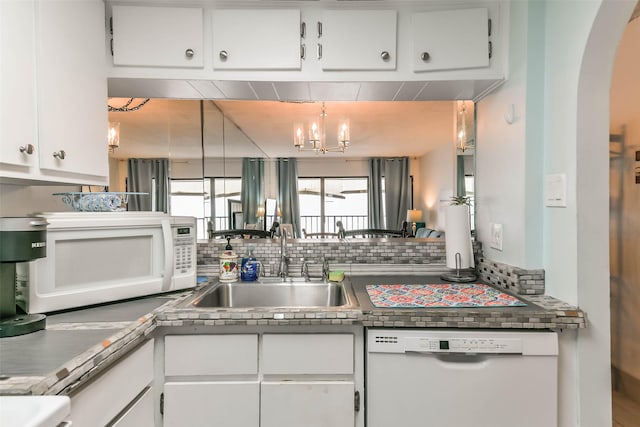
left=301, top=258, right=310, bottom=281
left=277, top=231, right=288, bottom=279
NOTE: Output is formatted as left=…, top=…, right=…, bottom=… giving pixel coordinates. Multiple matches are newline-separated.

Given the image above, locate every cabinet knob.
left=421, top=52, right=431, bottom=62
left=53, top=150, right=66, bottom=160
left=380, top=51, right=391, bottom=61
left=185, top=48, right=194, bottom=58
left=219, top=50, right=228, bottom=61
left=19, top=144, right=35, bottom=155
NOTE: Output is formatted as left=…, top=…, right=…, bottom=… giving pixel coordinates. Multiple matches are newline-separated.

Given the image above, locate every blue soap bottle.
left=240, top=244, right=259, bottom=281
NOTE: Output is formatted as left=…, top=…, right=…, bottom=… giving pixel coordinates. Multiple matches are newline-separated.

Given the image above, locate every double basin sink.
left=183, top=277, right=358, bottom=309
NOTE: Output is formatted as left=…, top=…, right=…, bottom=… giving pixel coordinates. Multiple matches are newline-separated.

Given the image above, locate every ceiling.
left=108, top=98, right=457, bottom=159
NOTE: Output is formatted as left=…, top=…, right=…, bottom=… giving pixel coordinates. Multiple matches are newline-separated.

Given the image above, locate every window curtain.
left=368, top=158, right=384, bottom=228
left=383, top=157, right=411, bottom=230
left=456, top=155, right=467, bottom=197
left=276, top=158, right=302, bottom=237
left=127, top=158, right=169, bottom=212
left=241, top=158, right=264, bottom=226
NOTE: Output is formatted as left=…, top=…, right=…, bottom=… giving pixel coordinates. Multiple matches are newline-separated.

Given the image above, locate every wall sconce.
left=406, top=209, right=423, bottom=236
left=108, top=122, right=120, bottom=153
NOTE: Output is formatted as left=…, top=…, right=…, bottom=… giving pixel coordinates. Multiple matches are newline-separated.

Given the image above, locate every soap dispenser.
left=219, top=237, right=238, bottom=282
left=240, top=244, right=260, bottom=282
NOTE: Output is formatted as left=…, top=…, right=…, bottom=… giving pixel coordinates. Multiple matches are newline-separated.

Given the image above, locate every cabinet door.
left=112, top=5, right=203, bottom=68
left=111, top=386, right=154, bottom=427
left=261, top=381, right=355, bottom=427
left=212, top=9, right=301, bottom=70
left=320, top=10, right=396, bottom=71
left=35, top=0, right=108, bottom=181
left=411, top=8, right=490, bottom=72
left=0, top=0, right=37, bottom=170
left=164, top=381, right=259, bottom=427
left=263, top=333, right=353, bottom=375
left=165, top=334, right=258, bottom=376
left=70, top=340, right=154, bottom=427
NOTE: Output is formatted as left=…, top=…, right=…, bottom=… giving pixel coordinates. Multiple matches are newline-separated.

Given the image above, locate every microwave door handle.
left=161, top=219, right=174, bottom=291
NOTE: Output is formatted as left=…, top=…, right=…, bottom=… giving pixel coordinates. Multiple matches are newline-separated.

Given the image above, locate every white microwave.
left=16, top=212, right=197, bottom=313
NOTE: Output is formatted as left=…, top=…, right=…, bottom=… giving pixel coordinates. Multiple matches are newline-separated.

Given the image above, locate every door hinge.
left=488, top=18, right=492, bottom=37
left=160, top=392, right=164, bottom=415
left=488, top=41, right=492, bottom=59
left=301, top=44, right=306, bottom=60
left=301, top=21, right=306, bottom=39
left=354, top=390, right=361, bottom=412
left=110, top=38, right=114, bottom=56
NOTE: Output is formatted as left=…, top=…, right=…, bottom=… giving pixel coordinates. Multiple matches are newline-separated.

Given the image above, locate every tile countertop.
left=0, top=271, right=585, bottom=396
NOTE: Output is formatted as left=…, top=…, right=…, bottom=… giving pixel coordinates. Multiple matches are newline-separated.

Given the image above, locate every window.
left=298, top=177, right=368, bottom=234
left=169, top=179, right=210, bottom=239
left=170, top=177, right=241, bottom=238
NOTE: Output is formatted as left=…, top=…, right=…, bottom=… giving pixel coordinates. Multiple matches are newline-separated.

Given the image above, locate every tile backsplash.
left=197, top=238, right=545, bottom=295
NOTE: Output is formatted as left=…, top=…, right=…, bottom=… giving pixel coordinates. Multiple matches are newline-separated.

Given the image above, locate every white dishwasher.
left=366, top=329, right=558, bottom=427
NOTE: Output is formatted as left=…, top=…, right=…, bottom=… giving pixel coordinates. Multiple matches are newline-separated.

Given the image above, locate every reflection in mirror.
left=455, top=100, right=476, bottom=231
left=108, top=99, right=475, bottom=240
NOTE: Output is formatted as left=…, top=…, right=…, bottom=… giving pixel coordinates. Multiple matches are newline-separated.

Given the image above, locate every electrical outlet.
left=490, top=223, right=503, bottom=251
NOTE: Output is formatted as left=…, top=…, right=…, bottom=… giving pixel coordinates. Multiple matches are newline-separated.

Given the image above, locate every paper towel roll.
left=444, top=205, right=474, bottom=269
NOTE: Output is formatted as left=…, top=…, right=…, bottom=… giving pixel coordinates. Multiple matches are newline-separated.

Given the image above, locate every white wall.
left=417, top=143, right=454, bottom=230
left=0, top=184, right=79, bottom=216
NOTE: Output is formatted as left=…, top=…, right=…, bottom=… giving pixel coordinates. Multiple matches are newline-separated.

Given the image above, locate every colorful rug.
left=366, top=283, right=527, bottom=308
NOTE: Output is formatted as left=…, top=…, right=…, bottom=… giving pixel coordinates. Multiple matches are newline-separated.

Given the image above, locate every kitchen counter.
left=0, top=274, right=585, bottom=396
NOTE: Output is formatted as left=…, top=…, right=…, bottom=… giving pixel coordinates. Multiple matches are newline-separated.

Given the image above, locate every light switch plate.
left=490, top=223, right=503, bottom=251
left=545, top=173, right=567, bottom=207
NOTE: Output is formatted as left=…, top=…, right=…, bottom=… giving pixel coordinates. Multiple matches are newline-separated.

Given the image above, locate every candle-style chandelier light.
left=293, top=102, right=350, bottom=154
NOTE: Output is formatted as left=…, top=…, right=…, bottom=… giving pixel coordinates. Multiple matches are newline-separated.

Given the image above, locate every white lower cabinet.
left=111, top=386, right=155, bottom=427
left=70, top=339, right=154, bottom=427
left=164, top=381, right=259, bottom=427
left=161, top=331, right=362, bottom=427
left=261, top=381, right=355, bottom=427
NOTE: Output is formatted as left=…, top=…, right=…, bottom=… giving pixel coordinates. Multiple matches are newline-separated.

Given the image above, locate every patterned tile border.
left=0, top=279, right=584, bottom=396
left=476, top=257, right=546, bottom=295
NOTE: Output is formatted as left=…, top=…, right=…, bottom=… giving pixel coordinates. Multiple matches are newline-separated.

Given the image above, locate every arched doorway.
left=609, top=4, right=640, bottom=425
left=576, top=0, right=637, bottom=425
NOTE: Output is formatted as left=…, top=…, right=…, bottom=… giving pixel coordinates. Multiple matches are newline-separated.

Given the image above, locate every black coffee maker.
left=0, top=217, right=47, bottom=338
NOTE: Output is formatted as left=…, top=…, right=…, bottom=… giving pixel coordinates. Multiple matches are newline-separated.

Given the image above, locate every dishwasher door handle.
left=405, top=350, right=491, bottom=364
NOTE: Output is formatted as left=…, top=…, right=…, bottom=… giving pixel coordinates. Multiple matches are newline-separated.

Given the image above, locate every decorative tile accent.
left=476, top=257, right=546, bottom=295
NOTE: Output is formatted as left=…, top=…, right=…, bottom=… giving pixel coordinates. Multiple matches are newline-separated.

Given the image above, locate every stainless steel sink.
left=184, top=278, right=357, bottom=309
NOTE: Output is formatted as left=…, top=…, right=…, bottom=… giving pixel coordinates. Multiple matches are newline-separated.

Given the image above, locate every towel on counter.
left=365, top=283, right=527, bottom=308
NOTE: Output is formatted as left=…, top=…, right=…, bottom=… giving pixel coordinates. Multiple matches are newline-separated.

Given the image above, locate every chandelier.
left=293, top=102, right=350, bottom=154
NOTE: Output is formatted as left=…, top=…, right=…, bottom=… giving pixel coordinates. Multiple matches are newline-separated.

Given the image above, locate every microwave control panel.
left=173, top=226, right=195, bottom=274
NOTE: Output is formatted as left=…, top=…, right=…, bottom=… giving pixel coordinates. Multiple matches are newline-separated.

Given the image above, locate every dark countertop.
left=0, top=274, right=585, bottom=396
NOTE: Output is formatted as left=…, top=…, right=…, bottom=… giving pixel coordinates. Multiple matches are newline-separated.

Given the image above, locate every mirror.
left=108, top=99, right=475, bottom=239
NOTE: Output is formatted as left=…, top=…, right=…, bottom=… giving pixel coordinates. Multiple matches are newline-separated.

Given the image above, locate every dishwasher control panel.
left=404, top=336, right=523, bottom=354
left=368, top=330, right=531, bottom=354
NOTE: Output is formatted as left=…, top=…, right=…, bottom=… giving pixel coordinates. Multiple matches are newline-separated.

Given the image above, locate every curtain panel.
left=241, top=158, right=265, bottom=227
left=276, top=158, right=302, bottom=238
left=127, top=158, right=169, bottom=212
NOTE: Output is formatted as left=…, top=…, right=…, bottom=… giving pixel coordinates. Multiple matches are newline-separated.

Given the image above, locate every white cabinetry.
left=262, top=333, right=355, bottom=427
left=0, top=0, right=108, bottom=185
left=162, top=331, right=361, bottom=427
left=212, top=9, right=301, bottom=70
left=163, top=334, right=260, bottom=427
left=411, top=8, right=490, bottom=72
left=0, top=0, right=37, bottom=170
left=320, top=10, right=397, bottom=71
left=70, top=339, right=154, bottom=427
left=111, top=5, right=204, bottom=69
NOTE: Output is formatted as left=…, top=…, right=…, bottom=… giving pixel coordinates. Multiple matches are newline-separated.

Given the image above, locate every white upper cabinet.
left=212, top=9, right=301, bottom=70
left=320, top=10, right=397, bottom=71
left=36, top=0, right=108, bottom=178
left=1, top=0, right=108, bottom=185
left=0, top=0, right=37, bottom=170
left=411, top=8, right=490, bottom=72
left=111, top=5, right=204, bottom=68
